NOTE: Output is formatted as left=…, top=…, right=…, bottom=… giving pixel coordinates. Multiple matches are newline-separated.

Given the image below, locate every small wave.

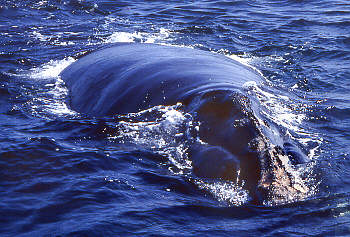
left=325, top=105, right=350, bottom=120
left=31, top=30, right=77, bottom=46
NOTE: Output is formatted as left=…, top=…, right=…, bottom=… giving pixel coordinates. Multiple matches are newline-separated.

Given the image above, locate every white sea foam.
left=31, top=30, right=76, bottom=46
left=109, top=104, right=193, bottom=170
left=104, top=28, right=172, bottom=44
left=196, top=179, right=250, bottom=206
left=43, top=78, right=77, bottom=116
left=21, top=57, right=77, bottom=118
left=25, top=77, right=77, bottom=118
left=243, top=76, right=322, bottom=161
left=29, top=57, right=76, bottom=80
left=32, top=30, right=50, bottom=42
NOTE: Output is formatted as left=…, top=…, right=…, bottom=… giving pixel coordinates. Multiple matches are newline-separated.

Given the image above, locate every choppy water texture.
left=1, top=0, right=350, bottom=236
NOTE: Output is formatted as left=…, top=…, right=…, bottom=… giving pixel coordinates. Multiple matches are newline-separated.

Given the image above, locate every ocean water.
left=1, top=0, right=350, bottom=236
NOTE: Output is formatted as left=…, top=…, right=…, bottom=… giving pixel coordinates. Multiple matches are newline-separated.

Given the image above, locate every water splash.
left=25, top=78, right=77, bottom=118
left=104, top=28, right=172, bottom=44
left=195, top=179, right=250, bottom=206
left=20, top=57, right=77, bottom=118
left=109, top=104, right=193, bottom=170
left=29, top=57, right=76, bottom=80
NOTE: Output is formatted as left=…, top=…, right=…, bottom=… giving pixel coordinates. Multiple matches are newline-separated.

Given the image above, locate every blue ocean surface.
left=1, top=0, right=350, bottom=236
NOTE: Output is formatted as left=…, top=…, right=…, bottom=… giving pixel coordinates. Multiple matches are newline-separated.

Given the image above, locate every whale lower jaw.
left=256, top=137, right=309, bottom=205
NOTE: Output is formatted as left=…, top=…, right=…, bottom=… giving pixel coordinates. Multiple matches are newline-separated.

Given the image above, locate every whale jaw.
left=255, top=137, right=309, bottom=205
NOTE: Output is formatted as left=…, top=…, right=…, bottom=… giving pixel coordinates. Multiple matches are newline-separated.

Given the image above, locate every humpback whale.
left=60, top=43, right=309, bottom=204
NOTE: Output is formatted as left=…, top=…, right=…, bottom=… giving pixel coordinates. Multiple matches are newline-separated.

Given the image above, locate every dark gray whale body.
left=60, top=43, right=309, bottom=204
left=61, top=43, right=260, bottom=116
